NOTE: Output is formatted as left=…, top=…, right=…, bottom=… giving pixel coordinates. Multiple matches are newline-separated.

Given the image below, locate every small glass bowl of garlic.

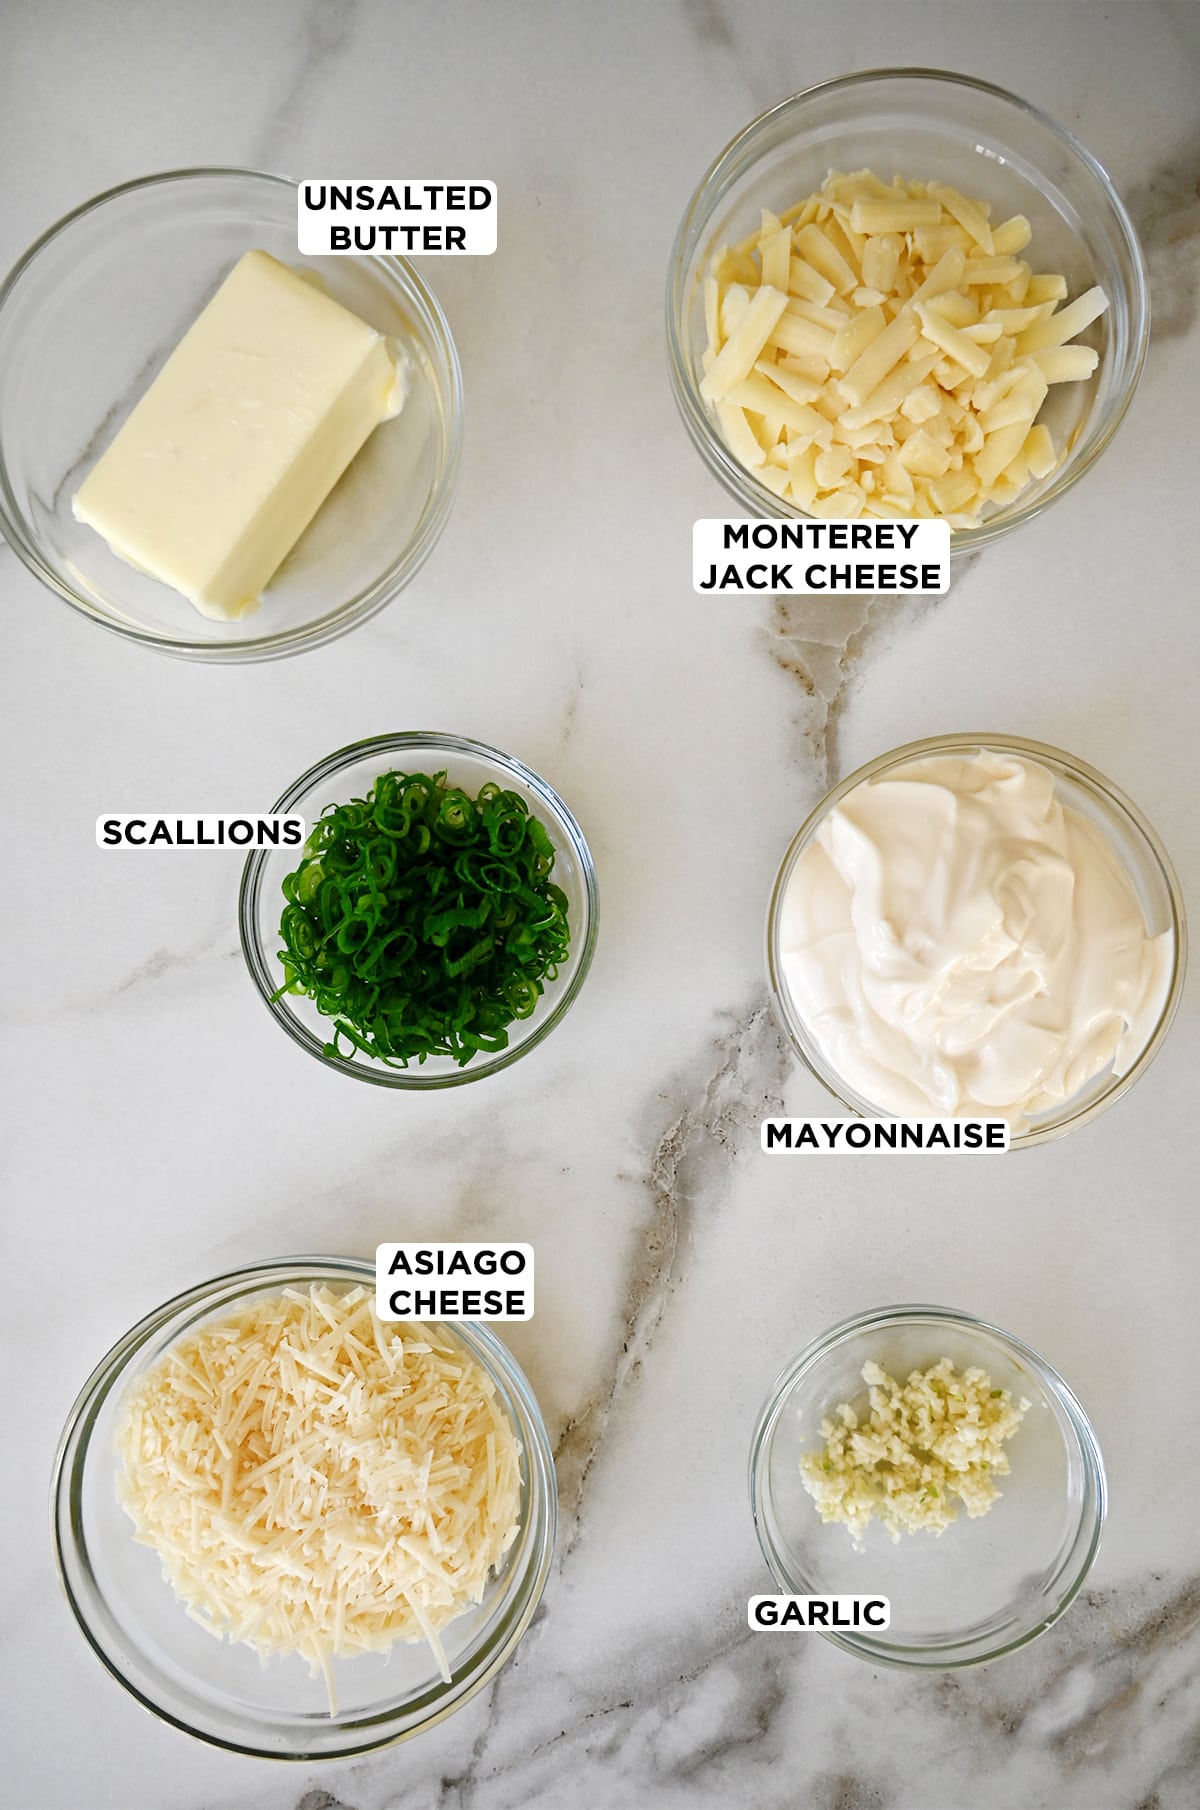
left=749, top=1303, right=1107, bottom=1669
left=667, top=70, right=1148, bottom=552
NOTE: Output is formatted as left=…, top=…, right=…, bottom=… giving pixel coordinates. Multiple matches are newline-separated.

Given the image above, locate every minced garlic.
left=800, top=1357, right=1030, bottom=1545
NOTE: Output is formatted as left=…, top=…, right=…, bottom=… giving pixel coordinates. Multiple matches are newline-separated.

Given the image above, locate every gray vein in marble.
left=520, top=1688, right=635, bottom=1768
left=1028, top=1575, right=1200, bottom=1760
left=432, top=1653, right=518, bottom=1810
left=556, top=666, right=586, bottom=758
left=358, top=1621, right=548, bottom=1810
left=662, top=1633, right=789, bottom=1783
left=251, top=0, right=363, bottom=169
left=759, top=568, right=966, bottom=791
left=1126, top=131, right=1200, bottom=341
left=344, top=1008, right=794, bottom=1799
left=681, top=0, right=735, bottom=53
left=678, top=0, right=777, bottom=115
left=112, top=934, right=240, bottom=999
left=813, top=1779, right=886, bottom=1810
left=921, top=1571, right=1200, bottom=1806
left=407, top=1609, right=807, bottom=1810
left=4, top=928, right=239, bottom=1026
left=554, top=999, right=790, bottom=1556
left=761, top=592, right=879, bottom=793
left=283, top=1546, right=1200, bottom=1810
left=422, top=1570, right=1200, bottom=1810
left=165, top=1231, right=1200, bottom=1795
left=515, top=1619, right=765, bottom=1769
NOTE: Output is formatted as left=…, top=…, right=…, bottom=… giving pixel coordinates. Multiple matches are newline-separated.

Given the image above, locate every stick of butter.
left=72, top=250, right=407, bottom=621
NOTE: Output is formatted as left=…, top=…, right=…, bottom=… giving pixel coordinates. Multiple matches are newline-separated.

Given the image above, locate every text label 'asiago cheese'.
left=376, top=1243, right=535, bottom=1321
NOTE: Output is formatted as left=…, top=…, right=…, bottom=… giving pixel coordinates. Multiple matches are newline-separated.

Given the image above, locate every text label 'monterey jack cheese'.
left=694, top=517, right=949, bottom=593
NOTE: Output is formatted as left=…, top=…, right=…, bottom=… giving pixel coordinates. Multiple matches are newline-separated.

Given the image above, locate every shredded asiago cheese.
left=800, top=1358, right=1030, bottom=1546
left=700, top=169, right=1107, bottom=526
left=115, top=1284, right=522, bottom=1701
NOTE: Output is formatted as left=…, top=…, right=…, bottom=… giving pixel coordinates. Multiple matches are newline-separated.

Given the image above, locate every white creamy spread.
left=779, top=749, right=1173, bottom=1124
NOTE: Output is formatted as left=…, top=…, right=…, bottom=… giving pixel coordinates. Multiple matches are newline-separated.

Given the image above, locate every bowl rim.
left=748, top=1301, right=1108, bottom=1669
left=239, top=731, right=600, bottom=1089
left=765, top=730, right=1187, bottom=1148
left=50, top=1254, right=558, bottom=1759
left=0, top=166, right=464, bottom=663
left=666, top=66, right=1150, bottom=553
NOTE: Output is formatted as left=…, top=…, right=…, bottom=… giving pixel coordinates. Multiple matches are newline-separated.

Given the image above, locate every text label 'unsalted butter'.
left=761, top=1117, right=1010, bottom=1152
left=748, top=1595, right=891, bottom=1631
left=376, top=1243, right=534, bottom=1322
left=694, top=518, right=949, bottom=593
left=96, top=814, right=305, bottom=849
left=299, top=181, right=497, bottom=255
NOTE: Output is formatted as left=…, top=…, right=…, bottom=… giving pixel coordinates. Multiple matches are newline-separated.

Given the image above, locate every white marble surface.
left=3, top=3, right=1199, bottom=1806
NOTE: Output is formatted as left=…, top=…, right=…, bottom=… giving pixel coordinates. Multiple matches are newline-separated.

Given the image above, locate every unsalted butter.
left=72, top=250, right=407, bottom=620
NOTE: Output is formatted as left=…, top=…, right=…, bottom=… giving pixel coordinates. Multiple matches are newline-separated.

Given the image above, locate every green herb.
left=274, top=770, right=570, bottom=1067
left=990, top=1389, right=1003, bottom=1398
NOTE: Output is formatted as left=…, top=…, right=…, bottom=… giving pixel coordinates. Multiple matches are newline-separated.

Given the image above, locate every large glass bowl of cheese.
left=764, top=732, right=1186, bottom=1148
left=52, top=1256, right=557, bottom=1758
left=0, top=169, right=462, bottom=660
left=667, top=70, right=1148, bottom=551
left=750, top=1304, right=1106, bottom=1668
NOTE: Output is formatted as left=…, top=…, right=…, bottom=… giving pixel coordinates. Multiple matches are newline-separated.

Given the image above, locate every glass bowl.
left=0, top=169, right=462, bottom=661
left=750, top=1304, right=1106, bottom=1668
left=766, top=733, right=1185, bottom=1148
left=667, top=70, right=1148, bottom=552
left=240, top=732, right=599, bottom=1088
left=52, top=1256, right=557, bottom=1759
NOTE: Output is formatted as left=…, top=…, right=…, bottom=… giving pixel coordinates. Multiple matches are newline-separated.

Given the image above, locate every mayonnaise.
left=778, top=749, right=1173, bottom=1125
